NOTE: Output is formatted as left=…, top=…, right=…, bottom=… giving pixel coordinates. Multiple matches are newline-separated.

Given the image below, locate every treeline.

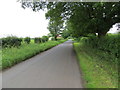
left=1, top=36, right=49, bottom=48
left=34, top=36, right=48, bottom=43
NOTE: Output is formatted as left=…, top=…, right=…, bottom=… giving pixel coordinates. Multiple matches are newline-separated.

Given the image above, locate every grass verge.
left=1, top=40, right=66, bottom=70
left=73, top=42, right=118, bottom=88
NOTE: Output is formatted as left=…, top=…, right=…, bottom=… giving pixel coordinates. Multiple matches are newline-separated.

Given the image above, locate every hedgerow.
left=24, top=37, right=31, bottom=44
left=80, top=34, right=120, bottom=63
left=41, top=36, right=48, bottom=42
left=74, top=34, right=119, bottom=88
left=1, top=40, right=66, bottom=70
left=2, top=36, right=22, bottom=48
left=34, top=37, right=42, bottom=43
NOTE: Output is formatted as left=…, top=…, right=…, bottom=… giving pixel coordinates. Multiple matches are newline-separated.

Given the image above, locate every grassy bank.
left=1, top=40, right=66, bottom=70
left=73, top=35, right=118, bottom=88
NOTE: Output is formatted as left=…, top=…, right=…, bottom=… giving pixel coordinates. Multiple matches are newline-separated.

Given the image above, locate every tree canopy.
left=21, top=1, right=120, bottom=38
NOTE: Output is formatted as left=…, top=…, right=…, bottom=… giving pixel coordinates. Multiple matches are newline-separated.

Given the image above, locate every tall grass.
left=1, top=40, right=66, bottom=70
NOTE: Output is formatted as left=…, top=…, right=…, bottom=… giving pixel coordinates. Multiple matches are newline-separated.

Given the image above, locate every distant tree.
left=62, top=29, right=71, bottom=39
left=47, top=21, right=63, bottom=40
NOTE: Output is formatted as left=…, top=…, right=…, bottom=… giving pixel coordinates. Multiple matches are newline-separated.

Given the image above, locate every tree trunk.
left=54, top=35, right=57, bottom=41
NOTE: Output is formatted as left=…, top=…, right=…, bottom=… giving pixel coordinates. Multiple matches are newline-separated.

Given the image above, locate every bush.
left=34, top=37, right=42, bottom=43
left=51, top=37, right=55, bottom=41
left=24, top=37, right=31, bottom=44
left=67, top=36, right=73, bottom=39
left=81, top=34, right=120, bottom=62
left=41, top=36, right=48, bottom=42
left=2, top=36, right=22, bottom=48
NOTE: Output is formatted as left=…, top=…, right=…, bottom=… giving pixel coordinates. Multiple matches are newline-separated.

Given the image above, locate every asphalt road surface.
left=2, top=40, right=84, bottom=88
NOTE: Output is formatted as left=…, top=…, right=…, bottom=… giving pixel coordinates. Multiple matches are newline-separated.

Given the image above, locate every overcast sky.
left=0, top=0, right=49, bottom=38
left=0, top=1, right=119, bottom=38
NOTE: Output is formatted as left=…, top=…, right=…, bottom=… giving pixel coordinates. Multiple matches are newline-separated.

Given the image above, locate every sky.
left=0, top=1, right=119, bottom=38
left=108, top=23, right=120, bottom=34
left=0, top=0, right=49, bottom=38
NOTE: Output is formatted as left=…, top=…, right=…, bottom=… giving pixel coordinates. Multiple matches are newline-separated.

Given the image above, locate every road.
left=2, top=40, right=84, bottom=88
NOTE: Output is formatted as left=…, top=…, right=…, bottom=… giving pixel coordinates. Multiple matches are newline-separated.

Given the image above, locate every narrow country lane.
left=2, top=40, right=84, bottom=88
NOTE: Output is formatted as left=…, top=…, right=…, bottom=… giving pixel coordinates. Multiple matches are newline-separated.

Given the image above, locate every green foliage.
left=81, top=35, right=120, bottom=63
left=21, top=2, right=120, bottom=37
left=41, top=36, right=49, bottom=42
left=74, top=41, right=118, bottom=88
left=24, top=37, right=31, bottom=44
left=62, top=29, right=71, bottom=39
left=34, top=37, right=42, bottom=43
left=46, top=2, right=120, bottom=38
left=51, top=37, right=55, bottom=41
left=58, top=39, right=67, bottom=43
left=73, top=34, right=119, bottom=88
left=2, top=36, right=22, bottom=48
left=47, top=20, right=63, bottom=40
left=1, top=41, right=65, bottom=70
left=47, top=33, right=53, bottom=37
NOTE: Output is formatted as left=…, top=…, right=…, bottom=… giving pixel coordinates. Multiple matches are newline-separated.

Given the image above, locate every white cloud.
left=0, top=0, right=49, bottom=38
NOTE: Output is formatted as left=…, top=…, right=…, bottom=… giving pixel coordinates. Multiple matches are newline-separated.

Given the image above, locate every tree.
left=20, top=1, right=120, bottom=38
left=61, top=22, right=72, bottom=39
left=47, top=20, right=63, bottom=40
left=45, top=2, right=120, bottom=37
left=62, top=29, right=71, bottom=39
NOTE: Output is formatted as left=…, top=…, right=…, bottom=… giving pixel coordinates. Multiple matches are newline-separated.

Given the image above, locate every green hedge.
left=2, top=36, right=22, bottom=48
left=34, top=37, right=42, bottom=43
left=80, top=34, right=120, bottom=63
left=74, top=34, right=119, bottom=88
left=41, top=36, right=49, bottom=42
left=24, top=37, right=31, bottom=44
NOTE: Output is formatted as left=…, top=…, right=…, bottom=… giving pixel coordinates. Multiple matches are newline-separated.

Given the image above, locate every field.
left=1, top=40, right=66, bottom=70
left=74, top=34, right=119, bottom=88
